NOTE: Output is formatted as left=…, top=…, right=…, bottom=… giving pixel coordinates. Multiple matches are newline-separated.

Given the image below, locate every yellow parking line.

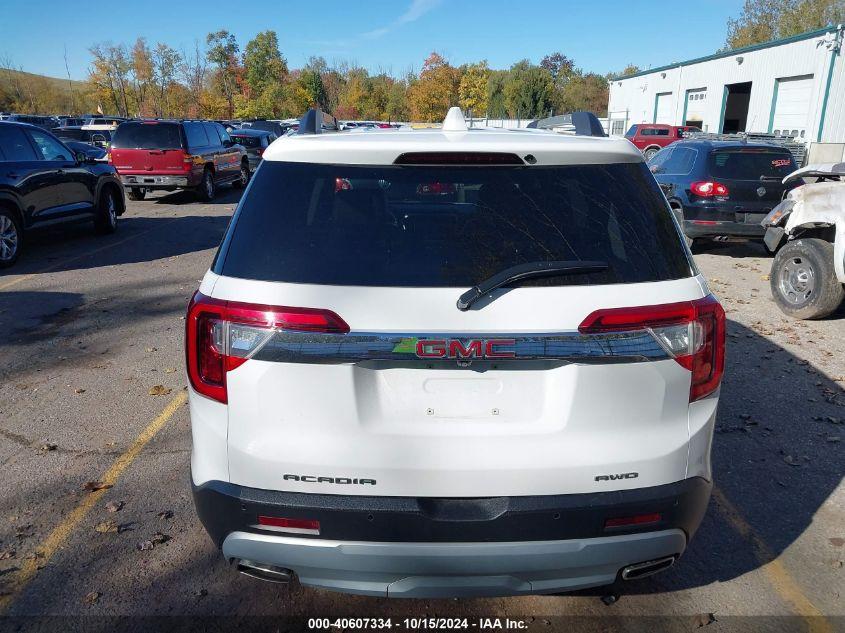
left=0, top=216, right=181, bottom=293
left=712, top=487, right=832, bottom=632
left=0, top=391, right=187, bottom=614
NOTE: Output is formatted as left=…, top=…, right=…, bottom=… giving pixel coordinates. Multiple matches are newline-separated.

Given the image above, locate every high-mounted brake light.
left=185, top=292, right=349, bottom=403
left=690, top=181, right=729, bottom=197
left=579, top=296, right=725, bottom=402
left=393, top=152, right=524, bottom=165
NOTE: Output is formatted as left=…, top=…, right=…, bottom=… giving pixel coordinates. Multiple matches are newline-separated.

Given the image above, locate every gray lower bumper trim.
left=222, top=529, right=687, bottom=598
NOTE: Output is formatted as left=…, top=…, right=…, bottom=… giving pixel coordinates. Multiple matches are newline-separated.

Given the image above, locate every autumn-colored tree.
left=726, top=0, right=844, bottom=48
left=179, top=41, right=207, bottom=118
left=336, top=68, right=367, bottom=120
left=131, top=38, right=153, bottom=114
left=408, top=52, right=460, bottom=122
left=89, top=43, right=133, bottom=116
left=458, top=61, right=490, bottom=116
left=150, top=43, right=180, bottom=117
left=206, top=30, right=240, bottom=118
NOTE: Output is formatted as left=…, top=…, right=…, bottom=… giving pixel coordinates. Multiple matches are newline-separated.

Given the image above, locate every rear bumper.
left=120, top=174, right=192, bottom=189
left=193, top=477, right=710, bottom=597
left=683, top=219, right=766, bottom=239
left=222, top=529, right=687, bottom=597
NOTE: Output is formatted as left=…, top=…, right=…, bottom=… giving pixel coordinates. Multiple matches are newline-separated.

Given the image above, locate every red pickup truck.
left=624, top=124, right=700, bottom=160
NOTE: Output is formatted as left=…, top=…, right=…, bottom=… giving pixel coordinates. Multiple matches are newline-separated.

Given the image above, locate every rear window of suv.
left=708, top=148, right=796, bottom=180
left=214, top=161, right=693, bottom=287
left=111, top=122, right=183, bottom=150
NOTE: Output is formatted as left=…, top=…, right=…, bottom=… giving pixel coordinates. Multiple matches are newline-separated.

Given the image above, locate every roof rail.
left=527, top=112, right=606, bottom=137
left=297, top=108, right=339, bottom=135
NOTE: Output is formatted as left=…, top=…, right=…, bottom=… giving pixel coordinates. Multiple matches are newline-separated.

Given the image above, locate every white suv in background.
left=186, top=108, right=725, bottom=598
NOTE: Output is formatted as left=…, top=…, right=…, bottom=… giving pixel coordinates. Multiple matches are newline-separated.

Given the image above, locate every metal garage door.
left=771, top=75, right=813, bottom=139
left=654, top=92, right=673, bottom=124
left=685, top=89, right=707, bottom=127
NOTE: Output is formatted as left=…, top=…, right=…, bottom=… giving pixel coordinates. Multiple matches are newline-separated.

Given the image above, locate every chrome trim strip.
left=251, top=330, right=668, bottom=364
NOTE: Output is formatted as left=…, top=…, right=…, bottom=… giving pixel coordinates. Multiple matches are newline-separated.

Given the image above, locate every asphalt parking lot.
left=0, top=188, right=842, bottom=630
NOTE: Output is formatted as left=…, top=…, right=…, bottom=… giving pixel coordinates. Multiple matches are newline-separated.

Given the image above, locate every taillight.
left=185, top=292, right=349, bottom=403
left=182, top=152, right=195, bottom=171
left=579, top=295, right=725, bottom=402
left=690, top=181, right=729, bottom=197
left=106, top=152, right=112, bottom=164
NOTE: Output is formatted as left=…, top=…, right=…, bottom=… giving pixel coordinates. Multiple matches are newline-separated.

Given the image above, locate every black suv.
left=0, top=121, right=125, bottom=268
left=648, top=140, right=799, bottom=250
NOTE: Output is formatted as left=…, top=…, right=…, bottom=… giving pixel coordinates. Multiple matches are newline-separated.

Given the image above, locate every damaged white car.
left=762, top=163, right=845, bottom=319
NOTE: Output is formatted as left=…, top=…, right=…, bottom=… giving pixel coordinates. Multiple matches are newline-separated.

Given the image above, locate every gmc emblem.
left=415, top=339, right=516, bottom=359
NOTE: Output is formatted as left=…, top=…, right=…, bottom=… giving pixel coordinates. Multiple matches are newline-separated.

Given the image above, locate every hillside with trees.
left=1, top=31, right=615, bottom=121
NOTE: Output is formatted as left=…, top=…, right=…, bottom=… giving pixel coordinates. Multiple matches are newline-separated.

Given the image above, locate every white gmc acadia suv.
left=186, top=108, right=725, bottom=598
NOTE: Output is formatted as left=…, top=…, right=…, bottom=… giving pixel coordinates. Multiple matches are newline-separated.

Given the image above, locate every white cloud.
left=313, top=0, right=442, bottom=48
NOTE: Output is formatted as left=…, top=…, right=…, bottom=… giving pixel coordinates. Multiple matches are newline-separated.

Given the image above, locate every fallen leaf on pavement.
left=782, top=455, right=801, bottom=467
left=38, top=443, right=57, bottom=453
left=83, top=591, right=101, bottom=606
left=148, top=385, right=172, bottom=396
left=15, top=525, right=33, bottom=539
left=157, top=510, right=173, bottom=520
left=136, top=540, right=154, bottom=551
left=693, top=612, right=717, bottom=627
left=105, top=501, right=124, bottom=513
left=74, top=388, right=86, bottom=394
left=0, top=549, right=15, bottom=560
left=151, top=532, right=170, bottom=545
left=82, top=481, right=112, bottom=492
left=94, top=520, right=119, bottom=534
left=164, top=368, right=177, bottom=374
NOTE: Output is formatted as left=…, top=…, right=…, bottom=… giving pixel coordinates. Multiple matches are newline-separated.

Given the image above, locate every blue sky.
left=0, top=0, right=745, bottom=80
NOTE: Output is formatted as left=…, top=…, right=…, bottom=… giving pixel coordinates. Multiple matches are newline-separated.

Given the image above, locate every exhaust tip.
left=621, top=556, right=676, bottom=581
left=236, top=559, right=294, bottom=584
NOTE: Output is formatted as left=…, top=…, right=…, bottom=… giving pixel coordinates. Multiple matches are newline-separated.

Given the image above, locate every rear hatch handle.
left=456, top=260, right=608, bottom=311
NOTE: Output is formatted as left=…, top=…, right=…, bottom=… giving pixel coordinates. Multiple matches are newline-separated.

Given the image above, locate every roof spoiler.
left=297, top=108, right=339, bottom=135
left=527, top=112, right=606, bottom=137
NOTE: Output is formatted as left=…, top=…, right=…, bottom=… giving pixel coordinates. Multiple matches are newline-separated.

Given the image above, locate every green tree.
left=561, top=72, right=609, bottom=116
left=504, top=60, right=554, bottom=119
left=242, top=30, right=287, bottom=96
left=486, top=69, right=508, bottom=118
left=726, top=0, right=844, bottom=48
left=540, top=52, right=576, bottom=86
left=458, top=61, right=490, bottom=116
left=301, top=69, right=327, bottom=109
left=205, top=30, right=240, bottom=118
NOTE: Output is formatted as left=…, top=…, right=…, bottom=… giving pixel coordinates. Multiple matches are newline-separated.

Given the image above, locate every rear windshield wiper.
left=457, top=260, right=608, bottom=311
left=760, top=175, right=782, bottom=182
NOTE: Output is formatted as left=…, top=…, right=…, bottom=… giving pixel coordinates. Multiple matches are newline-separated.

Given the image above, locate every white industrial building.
left=608, top=25, right=844, bottom=156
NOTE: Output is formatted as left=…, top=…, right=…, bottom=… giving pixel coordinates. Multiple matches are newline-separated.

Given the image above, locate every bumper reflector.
left=604, top=513, right=662, bottom=529
left=256, top=516, right=321, bottom=535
